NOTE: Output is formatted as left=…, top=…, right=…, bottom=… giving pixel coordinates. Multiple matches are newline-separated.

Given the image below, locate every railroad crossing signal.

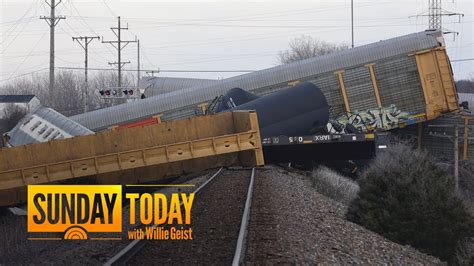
left=98, top=87, right=143, bottom=99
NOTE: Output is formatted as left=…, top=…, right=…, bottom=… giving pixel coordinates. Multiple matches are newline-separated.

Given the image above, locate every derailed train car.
left=216, top=83, right=385, bottom=164
left=68, top=30, right=458, bottom=133
left=4, top=30, right=459, bottom=147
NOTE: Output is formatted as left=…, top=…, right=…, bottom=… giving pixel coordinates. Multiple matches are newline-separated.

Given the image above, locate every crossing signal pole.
left=351, top=0, right=354, bottom=48
left=72, top=36, right=100, bottom=113
left=137, top=39, right=140, bottom=88
left=102, top=16, right=137, bottom=88
left=40, top=0, right=65, bottom=95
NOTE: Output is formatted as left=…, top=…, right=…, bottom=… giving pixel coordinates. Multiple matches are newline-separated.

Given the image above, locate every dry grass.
left=310, top=166, right=359, bottom=205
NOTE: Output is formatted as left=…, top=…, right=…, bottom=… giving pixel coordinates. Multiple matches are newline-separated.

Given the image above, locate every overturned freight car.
left=68, top=30, right=458, bottom=133
left=0, top=111, right=264, bottom=206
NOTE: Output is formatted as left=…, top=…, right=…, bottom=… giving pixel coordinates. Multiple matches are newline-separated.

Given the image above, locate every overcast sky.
left=1, top=0, right=473, bottom=85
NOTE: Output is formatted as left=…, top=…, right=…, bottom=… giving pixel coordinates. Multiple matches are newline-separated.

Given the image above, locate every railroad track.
left=105, top=167, right=256, bottom=265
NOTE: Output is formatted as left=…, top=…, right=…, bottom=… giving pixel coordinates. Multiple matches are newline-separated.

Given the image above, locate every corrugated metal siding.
left=70, top=30, right=442, bottom=131
left=141, top=77, right=217, bottom=97
left=374, top=56, right=426, bottom=114
left=309, top=74, right=345, bottom=117
left=7, top=107, right=93, bottom=146
left=343, top=66, right=378, bottom=112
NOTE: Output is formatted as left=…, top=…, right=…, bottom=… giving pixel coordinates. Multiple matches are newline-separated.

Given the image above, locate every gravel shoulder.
left=245, top=166, right=443, bottom=264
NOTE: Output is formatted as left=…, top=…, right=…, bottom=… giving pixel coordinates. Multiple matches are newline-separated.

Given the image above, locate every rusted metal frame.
left=0, top=130, right=259, bottom=189
left=334, top=70, right=351, bottom=113
left=365, top=63, right=383, bottom=108
left=1, top=130, right=258, bottom=175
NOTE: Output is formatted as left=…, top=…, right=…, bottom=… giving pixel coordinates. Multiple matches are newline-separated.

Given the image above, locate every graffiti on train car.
left=328, top=105, right=426, bottom=133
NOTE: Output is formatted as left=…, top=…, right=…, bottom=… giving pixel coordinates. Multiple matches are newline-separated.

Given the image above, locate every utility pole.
left=40, top=0, right=65, bottom=95
left=72, top=36, right=100, bottom=113
left=102, top=16, right=137, bottom=88
left=427, top=123, right=474, bottom=193
left=137, top=39, right=140, bottom=88
left=351, top=0, right=354, bottom=48
left=454, top=124, right=459, bottom=192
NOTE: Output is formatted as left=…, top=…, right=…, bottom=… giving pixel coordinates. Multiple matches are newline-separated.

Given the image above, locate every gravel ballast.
left=129, top=168, right=251, bottom=264
left=245, top=166, right=443, bottom=264
left=0, top=166, right=445, bottom=264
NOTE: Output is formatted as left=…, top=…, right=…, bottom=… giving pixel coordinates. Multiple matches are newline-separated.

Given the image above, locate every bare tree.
left=0, top=104, right=28, bottom=145
left=0, top=70, right=135, bottom=117
left=278, top=35, right=349, bottom=64
left=456, top=77, right=474, bottom=93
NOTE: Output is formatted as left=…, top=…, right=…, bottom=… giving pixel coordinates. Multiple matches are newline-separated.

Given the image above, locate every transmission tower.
left=429, top=0, right=442, bottom=29
left=72, top=36, right=100, bottom=113
left=40, top=0, right=65, bottom=95
left=417, top=0, right=464, bottom=35
left=102, top=16, right=137, bottom=88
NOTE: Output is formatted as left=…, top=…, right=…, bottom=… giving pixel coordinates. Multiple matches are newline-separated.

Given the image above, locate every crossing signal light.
left=122, top=90, right=135, bottom=96
left=100, top=89, right=136, bottom=98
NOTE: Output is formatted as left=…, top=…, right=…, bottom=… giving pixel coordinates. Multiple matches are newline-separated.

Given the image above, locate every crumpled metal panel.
left=6, top=106, right=93, bottom=147
left=70, top=30, right=442, bottom=131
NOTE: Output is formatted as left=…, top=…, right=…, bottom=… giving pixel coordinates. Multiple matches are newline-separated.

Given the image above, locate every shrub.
left=459, top=161, right=474, bottom=214
left=347, top=144, right=474, bottom=262
left=310, top=166, right=359, bottom=205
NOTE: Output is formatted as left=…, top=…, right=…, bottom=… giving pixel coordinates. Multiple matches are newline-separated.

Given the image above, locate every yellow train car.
left=0, top=111, right=264, bottom=206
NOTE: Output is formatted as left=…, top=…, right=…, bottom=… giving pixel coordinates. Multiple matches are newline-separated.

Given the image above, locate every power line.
left=0, top=0, right=38, bottom=43
left=68, top=0, right=116, bottom=57
left=72, top=36, right=100, bottom=112
left=451, top=58, right=474, bottom=62
left=5, top=32, right=48, bottom=82
left=0, top=68, right=49, bottom=83
left=415, top=0, right=464, bottom=36
left=101, top=0, right=117, bottom=17
left=1, top=5, right=38, bottom=51
left=56, top=66, right=256, bottom=73
left=102, top=16, right=138, bottom=87
left=58, top=22, right=109, bottom=62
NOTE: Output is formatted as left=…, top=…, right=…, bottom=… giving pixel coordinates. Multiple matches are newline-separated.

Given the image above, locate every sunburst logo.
left=63, top=226, right=88, bottom=240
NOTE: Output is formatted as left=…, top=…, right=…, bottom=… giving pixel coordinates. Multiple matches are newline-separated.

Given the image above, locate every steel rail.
left=104, top=167, right=224, bottom=266
left=232, top=167, right=255, bottom=266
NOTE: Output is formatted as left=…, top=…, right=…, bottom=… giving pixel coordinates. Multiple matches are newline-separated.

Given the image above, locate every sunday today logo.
left=27, top=185, right=194, bottom=240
